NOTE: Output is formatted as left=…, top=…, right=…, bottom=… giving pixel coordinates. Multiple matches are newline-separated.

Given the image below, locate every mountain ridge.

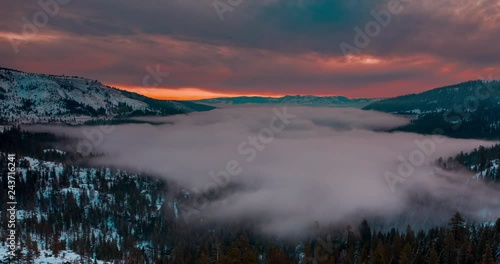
left=0, top=67, right=214, bottom=124
left=363, top=80, right=500, bottom=113
left=194, top=94, right=378, bottom=107
left=363, top=80, right=500, bottom=139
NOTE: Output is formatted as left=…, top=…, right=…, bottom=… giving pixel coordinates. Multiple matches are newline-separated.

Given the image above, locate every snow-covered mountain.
left=195, top=95, right=377, bottom=107
left=0, top=67, right=214, bottom=124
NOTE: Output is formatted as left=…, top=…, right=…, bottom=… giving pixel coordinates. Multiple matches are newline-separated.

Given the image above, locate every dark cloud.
left=0, top=0, right=498, bottom=96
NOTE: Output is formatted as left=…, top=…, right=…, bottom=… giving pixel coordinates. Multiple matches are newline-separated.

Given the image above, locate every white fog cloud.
left=28, top=107, right=500, bottom=236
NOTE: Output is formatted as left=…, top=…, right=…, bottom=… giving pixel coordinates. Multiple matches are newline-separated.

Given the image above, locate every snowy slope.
left=0, top=246, right=109, bottom=264
left=0, top=67, right=214, bottom=124
left=0, top=153, right=168, bottom=263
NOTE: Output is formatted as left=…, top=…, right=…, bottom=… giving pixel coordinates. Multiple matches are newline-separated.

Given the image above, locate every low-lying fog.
left=29, top=107, right=500, bottom=236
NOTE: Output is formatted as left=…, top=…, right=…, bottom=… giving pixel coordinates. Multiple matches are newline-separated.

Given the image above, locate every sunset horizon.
left=3, top=65, right=497, bottom=101
left=2, top=0, right=499, bottom=100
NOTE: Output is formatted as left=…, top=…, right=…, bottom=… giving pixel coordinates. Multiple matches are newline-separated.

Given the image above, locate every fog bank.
left=28, top=107, right=500, bottom=236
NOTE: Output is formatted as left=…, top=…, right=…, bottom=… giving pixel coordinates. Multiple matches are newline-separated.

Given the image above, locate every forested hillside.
left=364, top=80, right=500, bottom=140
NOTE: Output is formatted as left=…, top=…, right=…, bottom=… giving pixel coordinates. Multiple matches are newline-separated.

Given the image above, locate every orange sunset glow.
left=113, top=86, right=287, bottom=100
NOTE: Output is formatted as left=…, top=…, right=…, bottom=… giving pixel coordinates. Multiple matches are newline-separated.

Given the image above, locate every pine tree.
left=200, top=246, right=210, bottom=264
left=359, top=220, right=372, bottom=244
left=495, top=218, right=500, bottom=239
left=25, top=242, right=35, bottom=263
left=479, top=149, right=487, bottom=172
left=392, top=233, right=403, bottom=260
left=369, top=243, right=385, bottom=264
left=399, top=243, right=413, bottom=264
left=481, top=245, right=494, bottom=264
left=405, top=225, right=415, bottom=246
left=464, top=243, right=475, bottom=264
left=427, top=248, right=439, bottom=264
left=225, top=235, right=257, bottom=264
left=448, top=212, right=466, bottom=242
left=51, top=233, right=63, bottom=257
left=443, top=231, right=455, bottom=264
left=268, top=246, right=290, bottom=264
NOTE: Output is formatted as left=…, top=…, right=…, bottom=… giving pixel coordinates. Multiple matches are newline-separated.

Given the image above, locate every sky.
left=1, top=0, right=499, bottom=100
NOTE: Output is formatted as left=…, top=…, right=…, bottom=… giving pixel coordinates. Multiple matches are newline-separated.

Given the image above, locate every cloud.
left=0, top=0, right=499, bottom=97
left=28, top=107, right=500, bottom=236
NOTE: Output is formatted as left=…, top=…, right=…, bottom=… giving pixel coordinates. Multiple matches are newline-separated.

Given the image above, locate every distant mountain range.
left=195, top=80, right=500, bottom=139
left=196, top=80, right=500, bottom=112
left=195, top=95, right=377, bottom=107
left=0, top=68, right=214, bottom=124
